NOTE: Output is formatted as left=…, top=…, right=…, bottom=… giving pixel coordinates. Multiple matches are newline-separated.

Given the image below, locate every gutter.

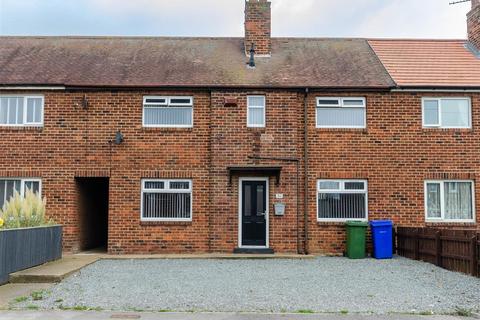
left=63, top=85, right=393, bottom=92
left=392, top=87, right=480, bottom=93
left=0, top=86, right=65, bottom=91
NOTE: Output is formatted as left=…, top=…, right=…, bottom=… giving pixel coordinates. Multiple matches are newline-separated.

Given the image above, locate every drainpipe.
left=303, top=88, right=309, bottom=255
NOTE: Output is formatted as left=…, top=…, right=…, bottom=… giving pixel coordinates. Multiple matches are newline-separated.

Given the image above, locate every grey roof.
left=0, top=36, right=395, bottom=89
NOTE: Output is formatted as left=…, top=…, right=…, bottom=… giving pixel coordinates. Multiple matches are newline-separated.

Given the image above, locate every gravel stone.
left=27, top=257, right=480, bottom=314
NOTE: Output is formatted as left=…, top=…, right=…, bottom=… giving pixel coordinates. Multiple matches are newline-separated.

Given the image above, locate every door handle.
left=258, top=212, right=266, bottom=216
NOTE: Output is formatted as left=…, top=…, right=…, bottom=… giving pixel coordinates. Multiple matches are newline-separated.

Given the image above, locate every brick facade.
left=0, top=89, right=478, bottom=254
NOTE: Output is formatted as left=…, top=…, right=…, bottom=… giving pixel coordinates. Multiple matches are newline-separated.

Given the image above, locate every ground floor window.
left=317, top=180, right=368, bottom=221
left=425, top=180, right=474, bottom=222
left=0, top=178, right=41, bottom=209
left=141, top=179, right=192, bottom=221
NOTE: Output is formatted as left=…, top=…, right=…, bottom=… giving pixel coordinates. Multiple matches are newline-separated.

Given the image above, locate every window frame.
left=422, top=97, right=472, bottom=129
left=316, top=179, right=368, bottom=222
left=142, top=96, right=194, bottom=128
left=0, top=95, right=44, bottom=127
left=0, top=178, right=42, bottom=208
left=315, top=97, right=366, bottom=129
left=424, top=180, right=476, bottom=223
left=247, top=95, right=266, bottom=128
left=140, top=179, right=193, bottom=222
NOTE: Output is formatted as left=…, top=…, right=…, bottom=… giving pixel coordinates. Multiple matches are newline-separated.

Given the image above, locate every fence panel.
left=396, top=227, right=478, bottom=278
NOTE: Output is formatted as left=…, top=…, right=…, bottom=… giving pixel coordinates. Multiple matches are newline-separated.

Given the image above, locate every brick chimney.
left=468, top=0, right=480, bottom=49
left=244, top=0, right=271, bottom=56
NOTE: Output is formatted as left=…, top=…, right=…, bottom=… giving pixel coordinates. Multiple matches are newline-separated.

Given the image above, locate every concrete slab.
left=8, top=255, right=99, bottom=283
left=5, top=253, right=312, bottom=285
left=94, top=253, right=315, bottom=260
left=0, top=311, right=466, bottom=320
left=0, top=283, right=52, bottom=309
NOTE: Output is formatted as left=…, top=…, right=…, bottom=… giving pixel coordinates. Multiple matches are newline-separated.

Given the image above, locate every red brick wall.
left=208, top=90, right=304, bottom=253
left=0, top=89, right=478, bottom=255
left=244, top=0, right=271, bottom=55
left=0, top=91, right=211, bottom=253
left=307, top=92, right=480, bottom=254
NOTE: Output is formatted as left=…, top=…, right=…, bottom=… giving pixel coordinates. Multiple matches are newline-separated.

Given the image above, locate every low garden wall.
left=0, top=225, right=62, bottom=284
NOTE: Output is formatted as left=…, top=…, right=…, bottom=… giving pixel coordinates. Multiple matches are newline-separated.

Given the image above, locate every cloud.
left=0, top=0, right=472, bottom=38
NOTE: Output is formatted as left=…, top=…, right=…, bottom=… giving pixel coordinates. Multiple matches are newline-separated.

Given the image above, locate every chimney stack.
left=244, top=0, right=271, bottom=56
left=468, top=0, right=480, bottom=49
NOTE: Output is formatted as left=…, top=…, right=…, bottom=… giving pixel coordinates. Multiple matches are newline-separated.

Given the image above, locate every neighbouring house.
left=0, top=0, right=479, bottom=254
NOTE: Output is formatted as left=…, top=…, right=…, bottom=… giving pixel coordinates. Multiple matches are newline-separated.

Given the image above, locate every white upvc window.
left=0, top=178, right=42, bottom=209
left=425, top=180, right=475, bottom=223
left=141, top=179, right=192, bottom=221
left=317, top=180, right=368, bottom=222
left=316, top=97, right=366, bottom=128
left=422, top=98, right=471, bottom=129
left=0, top=96, right=44, bottom=126
left=142, top=96, right=193, bottom=128
left=247, top=96, right=266, bottom=128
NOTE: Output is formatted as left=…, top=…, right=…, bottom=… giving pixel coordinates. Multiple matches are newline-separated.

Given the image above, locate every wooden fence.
left=396, top=227, right=479, bottom=277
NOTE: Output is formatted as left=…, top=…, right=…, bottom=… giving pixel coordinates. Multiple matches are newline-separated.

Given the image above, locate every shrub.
left=0, top=189, right=51, bottom=229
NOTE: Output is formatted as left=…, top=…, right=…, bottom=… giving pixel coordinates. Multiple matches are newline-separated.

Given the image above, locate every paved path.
left=0, top=311, right=470, bottom=320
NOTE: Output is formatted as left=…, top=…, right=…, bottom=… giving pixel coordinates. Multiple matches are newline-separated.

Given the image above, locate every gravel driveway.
left=17, top=257, right=480, bottom=314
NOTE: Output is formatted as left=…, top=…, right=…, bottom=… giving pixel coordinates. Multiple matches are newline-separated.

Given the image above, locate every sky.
left=0, top=0, right=473, bottom=39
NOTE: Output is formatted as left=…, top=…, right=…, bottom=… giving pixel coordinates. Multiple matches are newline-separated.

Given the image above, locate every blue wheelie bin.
left=370, top=220, right=393, bottom=259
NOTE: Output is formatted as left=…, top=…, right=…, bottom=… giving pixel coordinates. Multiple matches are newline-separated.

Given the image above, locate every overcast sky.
left=0, top=0, right=473, bottom=39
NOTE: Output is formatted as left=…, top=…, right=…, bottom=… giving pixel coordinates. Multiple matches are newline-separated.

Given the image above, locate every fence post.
left=471, top=235, right=477, bottom=277
left=414, top=228, right=419, bottom=260
left=392, top=226, right=396, bottom=254
left=435, top=231, right=442, bottom=267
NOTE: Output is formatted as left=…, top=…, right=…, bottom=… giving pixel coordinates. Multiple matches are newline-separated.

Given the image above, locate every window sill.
left=425, top=220, right=476, bottom=226
left=140, top=220, right=192, bottom=226
left=0, top=126, right=43, bottom=132
left=315, top=127, right=367, bottom=133
left=422, top=127, right=472, bottom=132
left=141, top=127, right=193, bottom=133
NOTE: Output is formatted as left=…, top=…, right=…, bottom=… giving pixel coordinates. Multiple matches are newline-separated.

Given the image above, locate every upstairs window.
left=316, top=97, right=366, bottom=128
left=317, top=180, right=368, bottom=221
left=0, top=179, right=41, bottom=209
left=0, top=96, right=44, bottom=126
left=247, top=96, right=266, bottom=127
left=141, top=179, right=192, bottom=221
left=143, top=96, right=193, bottom=128
left=425, top=180, right=474, bottom=222
left=422, top=98, right=471, bottom=128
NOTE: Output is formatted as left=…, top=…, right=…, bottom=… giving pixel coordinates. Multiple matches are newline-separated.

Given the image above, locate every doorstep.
left=8, top=255, right=100, bottom=283
left=233, top=248, right=275, bottom=254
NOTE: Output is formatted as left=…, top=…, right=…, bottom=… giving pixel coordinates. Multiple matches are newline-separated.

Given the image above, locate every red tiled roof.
left=0, top=37, right=394, bottom=89
left=368, top=39, right=480, bottom=88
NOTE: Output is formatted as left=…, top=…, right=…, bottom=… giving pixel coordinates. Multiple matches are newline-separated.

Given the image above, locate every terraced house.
left=0, top=0, right=479, bottom=254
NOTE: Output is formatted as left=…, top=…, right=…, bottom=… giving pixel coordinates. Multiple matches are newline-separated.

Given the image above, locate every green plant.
left=26, top=304, right=39, bottom=310
left=340, top=310, right=349, bottom=315
left=0, top=189, right=51, bottom=229
left=455, top=307, right=473, bottom=317
left=297, top=309, right=315, bottom=314
left=13, top=296, right=27, bottom=303
left=30, top=290, right=45, bottom=301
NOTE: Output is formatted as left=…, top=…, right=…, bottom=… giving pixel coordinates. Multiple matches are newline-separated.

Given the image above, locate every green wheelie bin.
left=345, top=220, right=368, bottom=259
